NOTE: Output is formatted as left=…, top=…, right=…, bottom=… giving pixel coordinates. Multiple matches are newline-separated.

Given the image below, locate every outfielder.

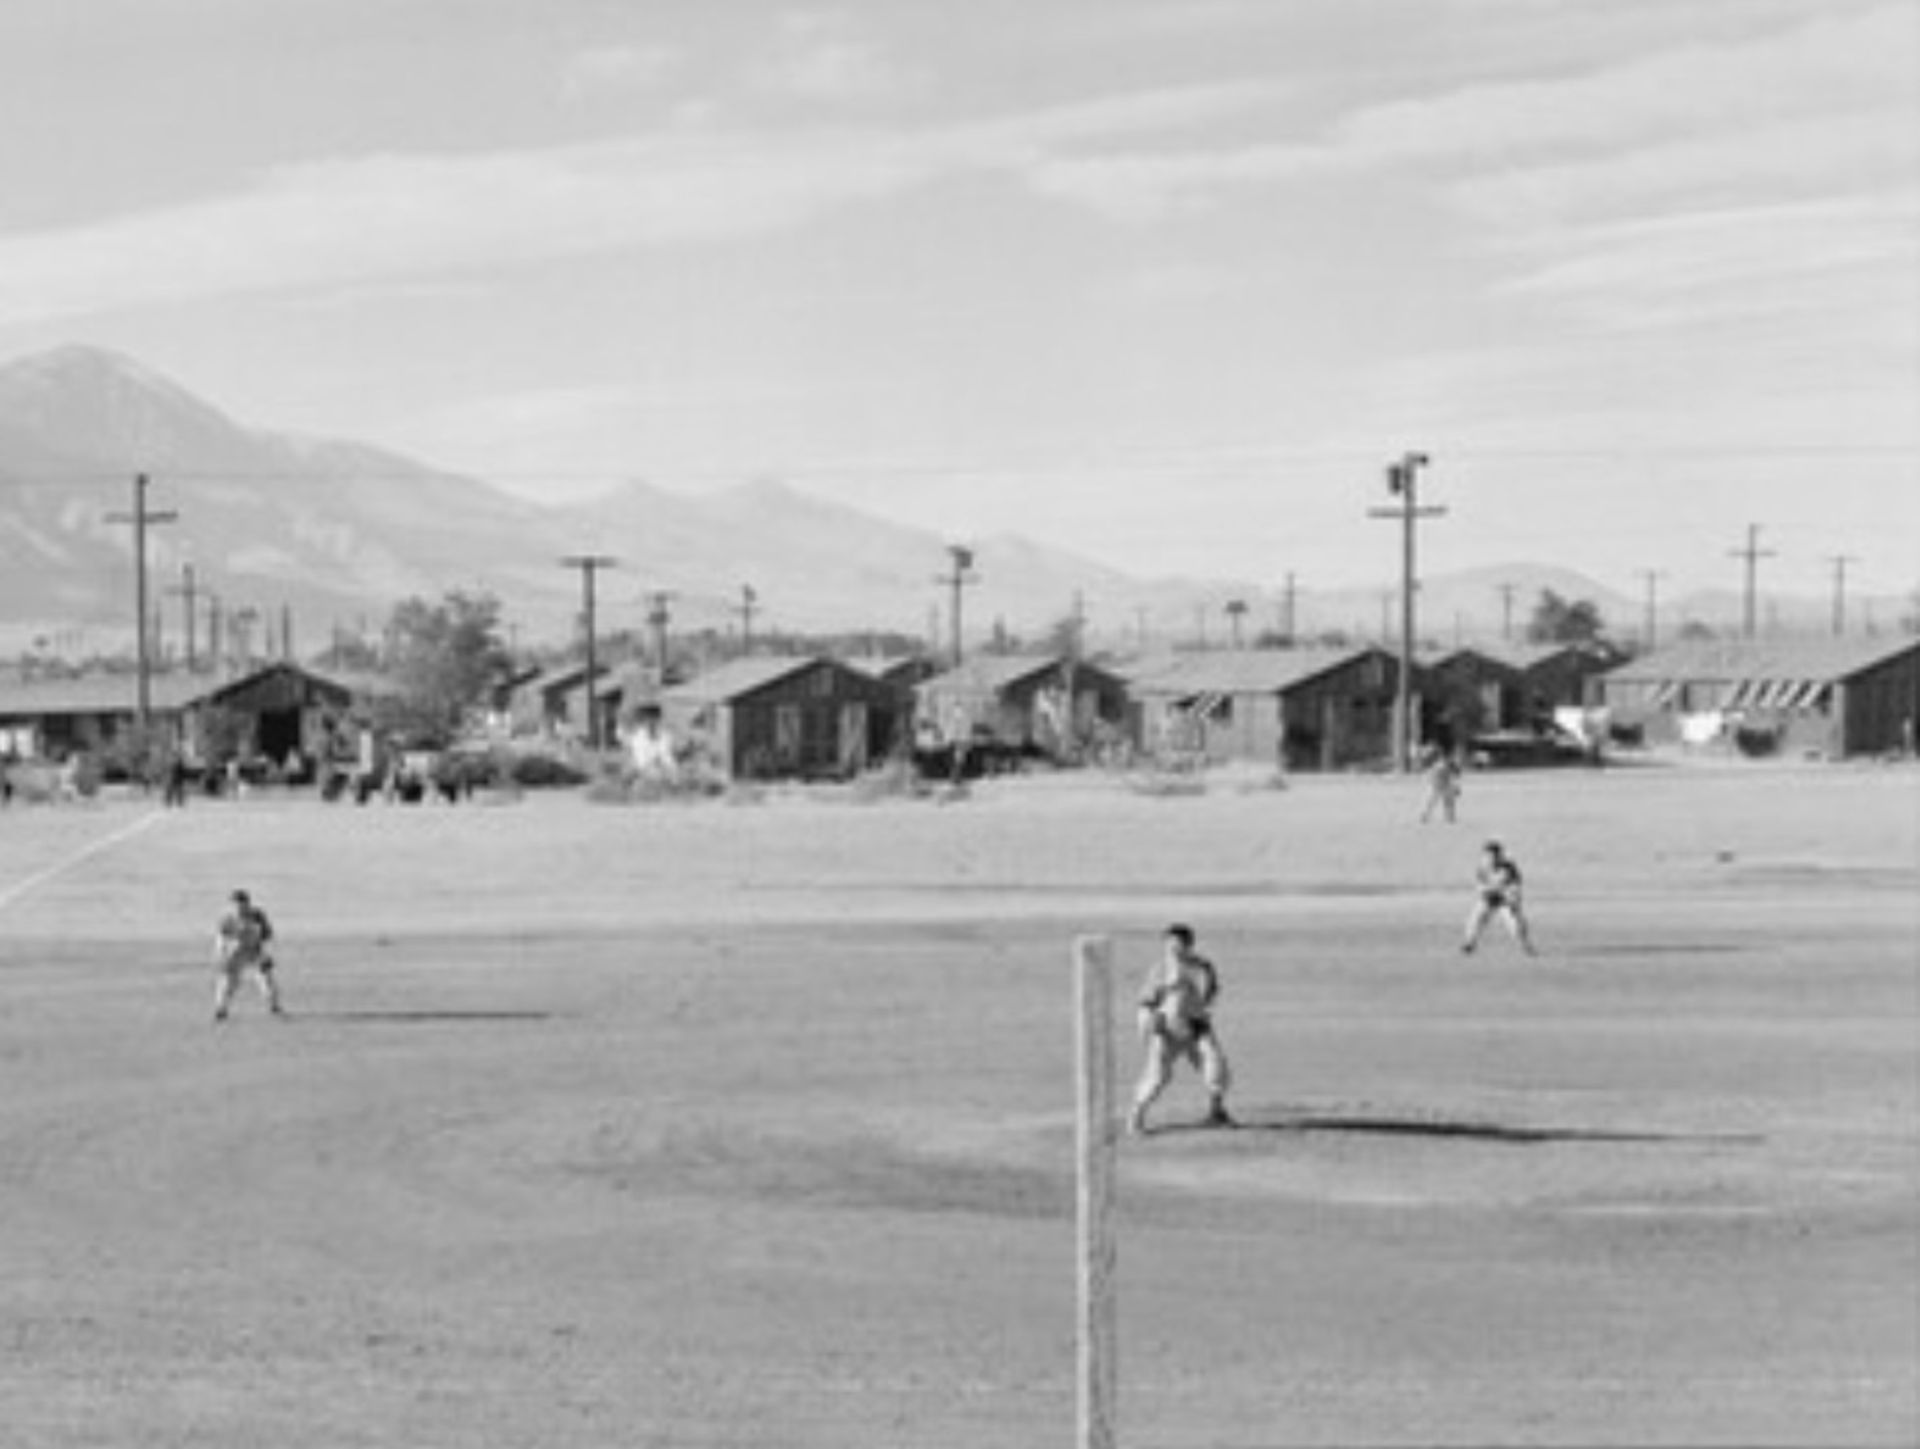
left=1128, top=924, right=1234, bottom=1135
left=213, top=888, right=283, bottom=1021
left=1461, top=840, right=1537, bottom=956
left=1420, top=747, right=1463, bottom=823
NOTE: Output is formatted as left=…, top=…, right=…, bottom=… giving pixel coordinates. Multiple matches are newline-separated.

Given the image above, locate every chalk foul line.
left=0, top=809, right=169, bottom=913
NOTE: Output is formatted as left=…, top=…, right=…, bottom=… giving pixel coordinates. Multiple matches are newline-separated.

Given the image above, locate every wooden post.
left=1075, top=935, right=1118, bottom=1449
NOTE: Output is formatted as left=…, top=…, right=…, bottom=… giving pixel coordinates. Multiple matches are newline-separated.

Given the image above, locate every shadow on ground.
left=291, top=1009, right=556, bottom=1025
left=1147, top=1109, right=1762, bottom=1147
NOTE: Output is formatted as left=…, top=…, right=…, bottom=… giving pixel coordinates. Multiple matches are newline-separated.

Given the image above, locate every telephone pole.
left=104, top=474, right=177, bottom=735
left=1497, top=582, right=1519, bottom=643
left=935, top=545, right=979, bottom=666
left=734, top=584, right=759, bottom=656
left=1826, top=555, right=1858, bottom=636
left=560, top=554, right=617, bottom=749
left=232, top=606, right=260, bottom=672
left=1225, top=598, right=1248, bottom=650
left=205, top=592, right=224, bottom=675
left=1636, top=568, right=1666, bottom=652
left=1369, top=452, right=1445, bottom=772
left=645, top=590, right=675, bottom=677
left=1280, top=571, right=1297, bottom=645
left=1728, top=524, right=1775, bottom=639
left=167, top=565, right=201, bottom=673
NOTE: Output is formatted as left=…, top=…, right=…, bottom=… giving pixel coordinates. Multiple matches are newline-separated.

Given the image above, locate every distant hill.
left=1, top=345, right=1906, bottom=658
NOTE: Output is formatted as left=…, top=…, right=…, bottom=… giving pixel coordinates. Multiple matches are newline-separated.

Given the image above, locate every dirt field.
left=2, top=761, right=1915, bottom=1447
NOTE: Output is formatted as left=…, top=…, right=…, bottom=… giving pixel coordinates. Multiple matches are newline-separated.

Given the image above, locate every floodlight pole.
left=562, top=554, right=617, bottom=749
left=1370, top=453, right=1444, bottom=772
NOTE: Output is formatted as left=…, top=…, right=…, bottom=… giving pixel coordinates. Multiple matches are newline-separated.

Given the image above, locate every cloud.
left=1013, top=5, right=1912, bottom=222
left=758, top=10, right=914, bottom=104
left=559, top=42, right=683, bottom=101
left=0, top=130, right=926, bottom=324
left=0, top=80, right=1277, bottom=325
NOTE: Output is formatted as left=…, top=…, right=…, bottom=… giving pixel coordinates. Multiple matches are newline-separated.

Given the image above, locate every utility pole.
left=232, top=606, right=260, bottom=672
left=1369, top=452, right=1445, bottom=773
left=1498, top=582, right=1519, bottom=643
left=560, top=554, right=617, bottom=749
left=1225, top=598, right=1248, bottom=650
left=1636, top=569, right=1666, bottom=652
left=645, top=590, right=675, bottom=677
left=735, top=585, right=759, bottom=656
left=1728, top=524, right=1775, bottom=639
left=1280, top=571, right=1297, bottom=646
left=935, top=545, right=979, bottom=666
left=281, top=602, right=294, bottom=662
left=1826, top=555, right=1858, bottom=637
left=206, top=592, right=224, bottom=675
left=104, top=474, right=177, bottom=736
left=167, top=564, right=200, bottom=673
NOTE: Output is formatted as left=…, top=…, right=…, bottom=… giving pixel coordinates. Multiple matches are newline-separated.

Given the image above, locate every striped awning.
left=1179, top=690, right=1229, bottom=721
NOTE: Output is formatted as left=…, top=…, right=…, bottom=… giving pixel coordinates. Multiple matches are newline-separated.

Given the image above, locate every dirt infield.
left=2, top=763, right=1915, bottom=1446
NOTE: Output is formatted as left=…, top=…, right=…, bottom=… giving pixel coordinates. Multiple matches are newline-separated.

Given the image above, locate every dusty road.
left=2, top=763, right=1915, bottom=1446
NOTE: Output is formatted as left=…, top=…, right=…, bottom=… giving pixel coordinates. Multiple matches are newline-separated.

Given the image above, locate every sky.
left=2, top=0, right=1916, bottom=604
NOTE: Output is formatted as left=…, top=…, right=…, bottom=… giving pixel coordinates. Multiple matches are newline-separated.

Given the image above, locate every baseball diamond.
left=0, top=762, right=1913, bottom=1446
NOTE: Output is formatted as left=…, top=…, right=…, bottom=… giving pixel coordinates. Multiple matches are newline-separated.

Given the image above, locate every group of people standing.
left=1126, top=746, right=1538, bottom=1136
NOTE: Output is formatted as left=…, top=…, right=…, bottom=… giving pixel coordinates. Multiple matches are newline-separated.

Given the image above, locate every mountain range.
left=0, top=346, right=1898, bottom=659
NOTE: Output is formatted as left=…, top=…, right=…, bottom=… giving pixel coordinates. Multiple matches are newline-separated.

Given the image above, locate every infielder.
left=213, top=888, right=283, bottom=1021
left=1128, top=924, right=1234, bottom=1135
left=1460, top=840, right=1537, bottom=956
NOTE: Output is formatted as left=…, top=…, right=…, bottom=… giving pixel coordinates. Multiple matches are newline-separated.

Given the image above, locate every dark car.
left=1467, top=723, right=1595, bottom=769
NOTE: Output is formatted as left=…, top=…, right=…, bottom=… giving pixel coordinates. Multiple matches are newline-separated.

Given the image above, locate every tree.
left=1526, top=589, right=1606, bottom=645
left=372, top=591, right=512, bottom=746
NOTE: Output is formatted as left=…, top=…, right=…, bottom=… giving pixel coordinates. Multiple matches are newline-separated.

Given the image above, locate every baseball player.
left=1460, top=841, right=1537, bottom=956
left=1128, top=924, right=1234, bottom=1135
left=213, top=888, right=283, bottom=1021
left=1420, top=747, right=1462, bottom=823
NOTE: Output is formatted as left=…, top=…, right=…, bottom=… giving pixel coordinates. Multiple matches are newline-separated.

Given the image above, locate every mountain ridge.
left=0, top=346, right=1902, bottom=655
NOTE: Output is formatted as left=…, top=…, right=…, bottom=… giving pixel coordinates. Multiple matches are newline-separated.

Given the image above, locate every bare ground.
left=1, top=761, right=1915, bottom=1446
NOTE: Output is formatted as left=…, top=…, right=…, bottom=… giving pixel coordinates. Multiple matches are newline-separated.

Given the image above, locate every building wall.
left=1282, top=657, right=1399, bottom=770
left=1843, top=653, right=1920, bottom=755
left=680, top=663, right=903, bottom=779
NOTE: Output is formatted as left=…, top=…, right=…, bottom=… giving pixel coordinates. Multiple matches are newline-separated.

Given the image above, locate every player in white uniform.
left=1460, top=841, right=1537, bottom=956
left=213, top=889, right=283, bottom=1021
left=1420, top=747, right=1462, bottom=823
left=1128, top=924, right=1234, bottom=1135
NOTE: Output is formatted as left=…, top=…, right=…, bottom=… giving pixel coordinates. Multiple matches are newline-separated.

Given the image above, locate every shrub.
left=507, top=752, right=588, bottom=789
left=1733, top=723, right=1781, bottom=758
